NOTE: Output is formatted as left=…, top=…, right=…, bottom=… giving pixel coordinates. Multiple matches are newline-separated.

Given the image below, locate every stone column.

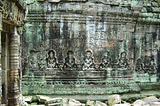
left=8, top=26, right=21, bottom=106
left=1, top=32, right=9, bottom=104
left=0, top=0, right=3, bottom=105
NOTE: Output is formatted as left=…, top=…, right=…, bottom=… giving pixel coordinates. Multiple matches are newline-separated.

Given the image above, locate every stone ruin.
left=21, top=0, right=160, bottom=95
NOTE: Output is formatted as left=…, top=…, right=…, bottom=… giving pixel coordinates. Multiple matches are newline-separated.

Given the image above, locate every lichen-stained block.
left=82, top=3, right=97, bottom=16
left=126, top=23, right=135, bottom=32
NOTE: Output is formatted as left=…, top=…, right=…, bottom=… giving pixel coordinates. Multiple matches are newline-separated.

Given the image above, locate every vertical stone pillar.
left=8, top=26, right=21, bottom=106
left=0, top=0, right=3, bottom=105
left=1, top=32, right=8, bottom=104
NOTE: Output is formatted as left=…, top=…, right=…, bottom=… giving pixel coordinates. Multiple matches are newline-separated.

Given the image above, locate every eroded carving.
left=63, top=51, right=77, bottom=70
left=118, top=52, right=129, bottom=68
left=28, top=50, right=38, bottom=69
left=148, top=57, right=157, bottom=74
left=82, top=50, right=95, bottom=70
left=135, top=58, right=144, bottom=74
left=99, top=51, right=111, bottom=69
left=38, top=51, right=46, bottom=71
left=46, top=50, right=58, bottom=68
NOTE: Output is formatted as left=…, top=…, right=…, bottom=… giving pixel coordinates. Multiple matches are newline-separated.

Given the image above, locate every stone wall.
left=22, top=0, right=160, bottom=95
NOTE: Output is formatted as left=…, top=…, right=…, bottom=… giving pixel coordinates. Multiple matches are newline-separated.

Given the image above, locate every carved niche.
left=63, top=51, right=77, bottom=70
left=82, top=50, right=95, bottom=70
left=99, top=51, right=111, bottom=69
left=46, top=50, right=58, bottom=69
left=118, top=52, right=129, bottom=68
left=28, top=50, right=38, bottom=69
left=135, top=58, right=144, bottom=74
left=38, top=51, right=46, bottom=71
left=148, top=57, right=157, bottom=74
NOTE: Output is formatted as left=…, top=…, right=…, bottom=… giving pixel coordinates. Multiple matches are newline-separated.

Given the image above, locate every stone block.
left=63, top=98, right=68, bottom=106
left=151, top=2, right=159, bottom=7
left=149, top=102, right=160, bottom=106
left=108, top=94, right=121, bottom=106
left=126, top=23, right=135, bottom=32
left=152, top=7, right=160, bottom=13
left=68, top=99, right=85, bottom=106
left=142, top=96, right=160, bottom=103
left=95, top=101, right=107, bottom=106
left=141, top=7, right=147, bottom=13
left=36, top=95, right=51, bottom=103
left=24, top=96, right=33, bottom=103
left=133, top=100, right=150, bottom=106
left=86, top=100, right=95, bottom=106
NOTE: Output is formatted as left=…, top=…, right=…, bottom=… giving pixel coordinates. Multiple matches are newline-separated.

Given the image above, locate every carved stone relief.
left=46, top=50, right=58, bottom=69
left=63, top=51, right=77, bottom=70
left=99, top=51, right=111, bottom=69
left=118, top=52, right=129, bottom=68
left=21, top=0, right=160, bottom=95
left=2, top=0, right=25, bottom=26
left=38, top=51, right=46, bottom=71
left=135, top=58, right=144, bottom=74
left=82, top=50, right=95, bottom=70
left=28, top=50, right=38, bottom=69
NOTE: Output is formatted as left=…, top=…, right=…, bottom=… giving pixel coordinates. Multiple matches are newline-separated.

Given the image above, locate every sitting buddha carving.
left=82, top=50, right=95, bottom=70
left=63, top=51, right=77, bottom=70
left=99, top=51, right=111, bottom=69
left=118, top=52, right=129, bottom=68
left=135, top=58, right=144, bottom=74
left=38, top=53, right=46, bottom=71
left=46, top=50, right=58, bottom=68
left=148, top=57, right=157, bottom=74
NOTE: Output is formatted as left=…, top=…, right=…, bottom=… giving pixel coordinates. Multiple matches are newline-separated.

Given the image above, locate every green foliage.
left=123, top=97, right=141, bottom=104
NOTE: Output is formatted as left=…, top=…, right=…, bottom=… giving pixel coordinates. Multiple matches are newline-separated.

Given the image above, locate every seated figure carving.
left=99, top=51, right=111, bottom=69
left=82, top=50, right=95, bottom=70
left=38, top=53, right=46, bottom=71
left=28, top=50, right=38, bottom=69
left=148, top=57, right=157, bottom=74
left=118, top=52, right=129, bottom=68
left=29, top=57, right=35, bottom=69
left=46, top=50, right=58, bottom=69
left=63, top=51, right=77, bottom=70
left=135, top=58, right=144, bottom=74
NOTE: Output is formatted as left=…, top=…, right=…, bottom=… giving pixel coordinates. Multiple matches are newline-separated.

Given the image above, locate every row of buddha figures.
left=28, top=49, right=157, bottom=73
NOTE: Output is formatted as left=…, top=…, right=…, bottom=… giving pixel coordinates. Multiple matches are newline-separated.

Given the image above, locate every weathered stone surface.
left=141, top=7, right=147, bottom=13
left=45, top=98, right=63, bottom=106
left=108, top=94, right=121, bottom=106
left=21, top=0, right=160, bottom=96
left=113, top=104, right=131, bottom=106
left=95, top=101, right=107, bottom=106
left=86, top=100, right=95, bottom=106
left=141, top=96, right=160, bottom=103
left=133, top=100, right=150, bottom=106
left=149, top=102, right=160, bottom=106
left=24, top=96, right=33, bottom=103
left=151, top=2, right=159, bottom=7
left=63, top=98, right=69, bottom=106
left=36, top=95, right=51, bottom=103
left=68, top=99, right=85, bottom=106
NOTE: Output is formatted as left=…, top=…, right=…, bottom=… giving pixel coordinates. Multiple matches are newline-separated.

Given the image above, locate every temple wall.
left=22, top=0, right=160, bottom=95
